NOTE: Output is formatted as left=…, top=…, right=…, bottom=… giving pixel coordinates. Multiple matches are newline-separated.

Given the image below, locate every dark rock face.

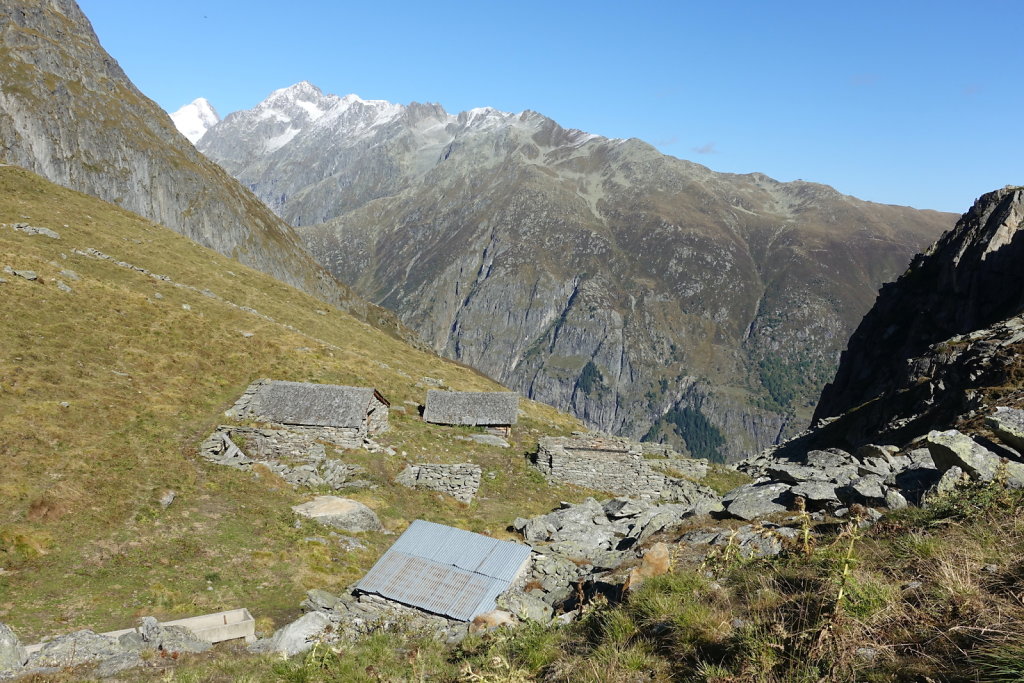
left=200, top=84, right=952, bottom=459
left=816, top=186, right=1024, bottom=423
left=0, top=1, right=403, bottom=330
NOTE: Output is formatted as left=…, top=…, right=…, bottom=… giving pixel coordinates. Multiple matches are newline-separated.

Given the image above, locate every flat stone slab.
left=722, top=482, right=793, bottom=520
left=924, top=429, right=1024, bottom=486
left=292, top=496, right=383, bottom=532
left=987, top=407, right=1024, bottom=454
left=469, top=434, right=510, bottom=448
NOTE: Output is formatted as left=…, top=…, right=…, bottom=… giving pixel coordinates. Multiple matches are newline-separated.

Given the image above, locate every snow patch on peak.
left=169, top=98, right=220, bottom=144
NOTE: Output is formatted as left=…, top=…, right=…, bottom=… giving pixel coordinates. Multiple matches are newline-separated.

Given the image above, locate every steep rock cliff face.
left=815, top=186, right=1024, bottom=423
left=0, top=1, right=396, bottom=328
left=764, top=187, right=1024, bottom=455
left=200, top=84, right=953, bottom=460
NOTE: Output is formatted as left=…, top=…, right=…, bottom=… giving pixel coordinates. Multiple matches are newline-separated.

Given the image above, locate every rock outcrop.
left=816, top=186, right=1024, bottom=425
left=726, top=187, right=1024, bottom=518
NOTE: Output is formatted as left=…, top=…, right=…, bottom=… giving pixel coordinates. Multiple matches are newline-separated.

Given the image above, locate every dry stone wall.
left=395, top=464, right=482, bottom=503
left=532, top=435, right=713, bottom=503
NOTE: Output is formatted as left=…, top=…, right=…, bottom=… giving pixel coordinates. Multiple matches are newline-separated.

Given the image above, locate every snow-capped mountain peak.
left=169, top=98, right=220, bottom=144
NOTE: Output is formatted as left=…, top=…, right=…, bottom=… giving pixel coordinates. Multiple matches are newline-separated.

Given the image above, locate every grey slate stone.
left=264, top=611, right=332, bottom=656
left=723, top=482, right=793, bottom=520
left=28, top=630, right=121, bottom=667
left=924, top=429, right=1024, bottom=486
left=840, top=475, right=887, bottom=506
left=987, top=407, right=1024, bottom=454
left=0, top=623, right=27, bottom=671
left=790, top=480, right=840, bottom=507
left=496, top=592, right=553, bottom=623
left=292, top=496, right=383, bottom=532
left=93, top=651, right=145, bottom=678
left=884, top=488, right=909, bottom=510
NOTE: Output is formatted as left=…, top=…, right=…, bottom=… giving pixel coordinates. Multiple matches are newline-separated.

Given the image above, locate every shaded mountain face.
left=752, top=186, right=1024, bottom=457
left=199, top=83, right=953, bottom=460
left=0, top=2, right=398, bottom=329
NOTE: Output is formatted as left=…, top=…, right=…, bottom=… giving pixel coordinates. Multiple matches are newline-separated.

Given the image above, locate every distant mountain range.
left=189, top=83, right=955, bottom=460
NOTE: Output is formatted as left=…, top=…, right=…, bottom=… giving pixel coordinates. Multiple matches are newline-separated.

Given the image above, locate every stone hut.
left=422, top=389, right=519, bottom=436
left=228, top=379, right=389, bottom=449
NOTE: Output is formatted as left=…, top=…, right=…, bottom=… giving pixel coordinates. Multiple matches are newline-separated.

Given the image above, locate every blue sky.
left=77, top=0, right=1022, bottom=213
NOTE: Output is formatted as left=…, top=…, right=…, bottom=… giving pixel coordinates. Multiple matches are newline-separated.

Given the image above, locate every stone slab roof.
left=234, top=379, right=384, bottom=428
left=422, top=390, right=519, bottom=427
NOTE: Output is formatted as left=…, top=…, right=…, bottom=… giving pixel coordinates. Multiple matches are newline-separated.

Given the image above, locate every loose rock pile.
left=200, top=427, right=370, bottom=490
left=730, top=406, right=1024, bottom=520
left=394, top=463, right=482, bottom=502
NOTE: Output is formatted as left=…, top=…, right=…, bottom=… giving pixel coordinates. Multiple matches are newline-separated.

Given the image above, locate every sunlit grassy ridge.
left=0, top=165, right=582, bottom=641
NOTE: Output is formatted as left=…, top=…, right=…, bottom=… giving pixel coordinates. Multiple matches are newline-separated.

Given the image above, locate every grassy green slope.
left=0, top=165, right=582, bottom=641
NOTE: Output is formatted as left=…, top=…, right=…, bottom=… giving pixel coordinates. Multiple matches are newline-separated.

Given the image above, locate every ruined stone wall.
left=395, top=463, right=482, bottom=503
left=199, top=426, right=368, bottom=490
left=533, top=437, right=707, bottom=502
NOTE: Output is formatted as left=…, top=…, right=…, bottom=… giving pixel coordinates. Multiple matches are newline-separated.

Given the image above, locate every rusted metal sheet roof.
left=355, top=520, right=532, bottom=621
left=236, top=380, right=380, bottom=428
left=422, top=390, right=519, bottom=427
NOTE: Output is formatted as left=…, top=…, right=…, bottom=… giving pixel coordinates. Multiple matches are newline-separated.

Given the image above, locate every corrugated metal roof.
left=241, top=380, right=377, bottom=428
left=355, top=520, right=532, bottom=621
left=422, top=390, right=519, bottom=427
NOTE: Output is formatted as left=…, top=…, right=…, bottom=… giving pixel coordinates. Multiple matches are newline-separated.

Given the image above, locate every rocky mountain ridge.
left=199, top=82, right=954, bottom=460
left=0, top=2, right=403, bottom=332
left=742, top=184, right=1024, bottom=488
left=815, top=185, right=1024, bottom=426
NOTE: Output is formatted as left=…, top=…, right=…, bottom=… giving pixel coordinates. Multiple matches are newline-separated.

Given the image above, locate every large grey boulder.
left=93, top=651, right=145, bottom=678
left=263, top=611, right=333, bottom=657
left=139, top=617, right=210, bottom=654
left=28, top=630, right=122, bottom=668
left=790, top=480, right=840, bottom=509
left=292, top=496, right=383, bottom=532
left=839, top=475, right=887, bottom=506
left=0, top=623, right=27, bottom=671
left=496, top=592, right=553, bottom=623
left=987, top=407, right=1024, bottom=453
left=924, top=430, right=1024, bottom=486
left=722, top=482, right=793, bottom=520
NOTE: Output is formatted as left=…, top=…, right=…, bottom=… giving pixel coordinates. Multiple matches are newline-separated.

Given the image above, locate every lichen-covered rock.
left=722, top=482, right=793, bottom=520
left=987, top=407, right=1024, bottom=453
left=28, top=630, right=122, bottom=668
left=0, top=622, right=27, bottom=671
left=924, top=429, right=1024, bottom=486
left=292, top=496, right=383, bottom=532
left=496, top=592, right=553, bottom=623
left=262, top=611, right=332, bottom=657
